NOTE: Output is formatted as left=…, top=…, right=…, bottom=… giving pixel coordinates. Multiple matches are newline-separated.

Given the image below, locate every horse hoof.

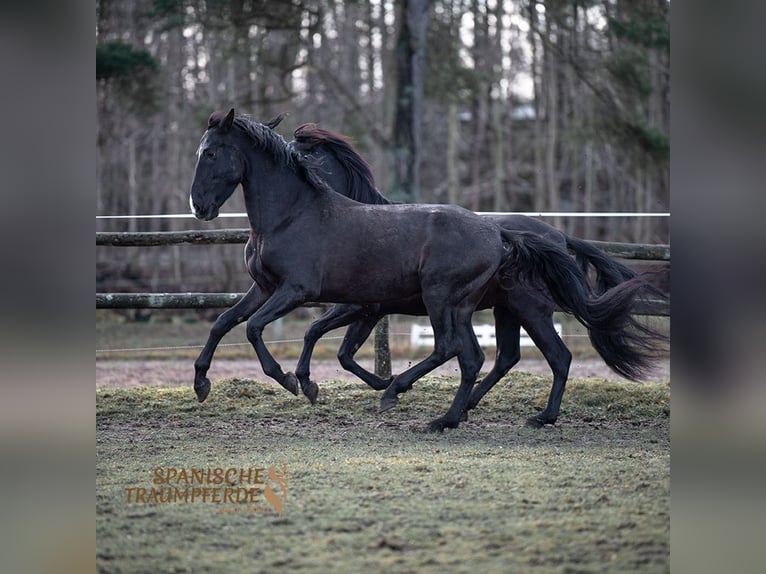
left=427, top=419, right=447, bottom=433
left=302, top=380, right=319, bottom=405
left=379, top=395, right=398, bottom=413
left=525, top=416, right=545, bottom=429
left=195, top=378, right=211, bottom=403
left=281, top=372, right=300, bottom=396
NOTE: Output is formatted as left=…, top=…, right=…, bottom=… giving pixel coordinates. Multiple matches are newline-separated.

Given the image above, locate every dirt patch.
left=96, top=357, right=670, bottom=388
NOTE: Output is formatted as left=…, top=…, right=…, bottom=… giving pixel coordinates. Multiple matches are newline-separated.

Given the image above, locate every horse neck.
left=241, top=149, right=323, bottom=235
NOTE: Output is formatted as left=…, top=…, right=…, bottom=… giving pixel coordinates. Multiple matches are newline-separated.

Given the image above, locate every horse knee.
left=245, top=321, right=263, bottom=344
left=303, top=323, right=324, bottom=346
left=461, top=347, right=485, bottom=378
left=562, top=347, right=572, bottom=367
left=209, top=310, right=238, bottom=339
left=496, top=345, right=521, bottom=372
left=337, top=345, right=358, bottom=370
left=550, top=347, right=572, bottom=375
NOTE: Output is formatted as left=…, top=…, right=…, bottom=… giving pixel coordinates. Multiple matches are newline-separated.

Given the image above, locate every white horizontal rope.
left=95, top=334, right=348, bottom=354
left=477, top=211, right=670, bottom=217
left=95, top=331, right=591, bottom=355
left=96, top=213, right=241, bottom=219
left=97, top=211, right=670, bottom=220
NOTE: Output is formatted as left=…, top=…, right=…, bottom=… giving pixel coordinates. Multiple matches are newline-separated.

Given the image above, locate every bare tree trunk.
left=544, top=16, right=561, bottom=230
left=447, top=101, right=459, bottom=205
left=389, top=0, right=429, bottom=203
left=529, top=2, right=545, bottom=213
left=365, top=0, right=377, bottom=97
left=505, top=94, right=515, bottom=209
left=470, top=87, right=488, bottom=210
left=127, top=133, right=137, bottom=233
left=584, top=141, right=594, bottom=238
left=492, top=97, right=505, bottom=211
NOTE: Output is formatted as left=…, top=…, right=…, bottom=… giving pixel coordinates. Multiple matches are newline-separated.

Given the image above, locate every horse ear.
left=207, top=109, right=234, bottom=129
left=223, top=108, right=235, bottom=130
left=265, top=112, right=288, bottom=130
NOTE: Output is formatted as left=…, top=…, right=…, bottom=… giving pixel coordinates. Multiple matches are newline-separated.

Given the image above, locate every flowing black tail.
left=566, top=236, right=636, bottom=293
left=566, top=235, right=668, bottom=303
left=500, top=230, right=666, bottom=381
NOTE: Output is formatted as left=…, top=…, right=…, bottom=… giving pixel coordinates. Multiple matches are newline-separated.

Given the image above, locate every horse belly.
left=318, top=242, right=422, bottom=304
left=319, top=266, right=421, bottom=304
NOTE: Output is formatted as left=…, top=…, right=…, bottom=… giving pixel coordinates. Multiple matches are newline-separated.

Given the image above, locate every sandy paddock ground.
left=97, top=357, right=670, bottom=388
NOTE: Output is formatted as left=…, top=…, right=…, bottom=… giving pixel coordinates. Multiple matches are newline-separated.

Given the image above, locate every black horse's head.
left=190, top=109, right=246, bottom=221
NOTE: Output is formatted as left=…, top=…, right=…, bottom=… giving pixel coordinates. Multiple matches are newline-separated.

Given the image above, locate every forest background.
left=96, top=0, right=669, bottom=295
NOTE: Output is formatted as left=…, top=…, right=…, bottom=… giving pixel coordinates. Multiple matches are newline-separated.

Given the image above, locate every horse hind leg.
left=522, top=315, right=572, bottom=428
left=378, top=306, right=461, bottom=413
left=427, top=322, right=485, bottom=432
left=380, top=267, right=494, bottom=426
left=294, top=304, right=370, bottom=404
left=337, top=315, right=393, bottom=391
left=464, top=305, right=521, bottom=417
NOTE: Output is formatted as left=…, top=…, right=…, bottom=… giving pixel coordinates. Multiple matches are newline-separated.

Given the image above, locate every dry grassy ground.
left=97, top=373, right=670, bottom=573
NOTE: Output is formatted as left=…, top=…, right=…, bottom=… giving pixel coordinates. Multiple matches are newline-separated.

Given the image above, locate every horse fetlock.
left=465, top=393, right=481, bottom=411
left=368, top=376, right=394, bottom=391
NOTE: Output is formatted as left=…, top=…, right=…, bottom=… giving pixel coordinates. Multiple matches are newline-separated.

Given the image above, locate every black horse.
left=287, top=122, right=664, bottom=427
left=189, top=109, right=656, bottom=431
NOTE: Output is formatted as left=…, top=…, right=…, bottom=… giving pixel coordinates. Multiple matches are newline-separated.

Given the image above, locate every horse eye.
left=204, top=149, right=216, bottom=159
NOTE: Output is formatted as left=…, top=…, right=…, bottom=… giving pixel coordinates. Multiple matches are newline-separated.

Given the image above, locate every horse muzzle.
left=189, top=194, right=219, bottom=221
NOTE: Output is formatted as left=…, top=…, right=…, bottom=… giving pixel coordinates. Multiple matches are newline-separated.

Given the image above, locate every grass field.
left=97, top=372, right=670, bottom=573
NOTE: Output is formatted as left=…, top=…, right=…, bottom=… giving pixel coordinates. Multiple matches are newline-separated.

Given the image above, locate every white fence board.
left=409, top=323, right=563, bottom=348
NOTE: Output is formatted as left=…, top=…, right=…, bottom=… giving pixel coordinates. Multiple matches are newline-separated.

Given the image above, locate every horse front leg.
left=193, top=282, right=269, bottom=402
left=294, top=304, right=369, bottom=404
left=245, top=287, right=307, bottom=395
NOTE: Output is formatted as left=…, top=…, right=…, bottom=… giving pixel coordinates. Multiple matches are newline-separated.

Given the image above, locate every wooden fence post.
left=374, top=316, right=391, bottom=379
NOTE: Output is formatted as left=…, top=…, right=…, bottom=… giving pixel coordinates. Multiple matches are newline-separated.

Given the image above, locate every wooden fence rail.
left=96, top=292, right=668, bottom=316
left=97, top=229, right=670, bottom=261
left=97, top=229, right=670, bottom=314
left=96, top=228, right=670, bottom=316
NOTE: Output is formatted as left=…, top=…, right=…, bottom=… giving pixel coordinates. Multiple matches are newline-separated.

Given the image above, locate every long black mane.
left=209, top=112, right=337, bottom=196
left=291, top=123, right=393, bottom=205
